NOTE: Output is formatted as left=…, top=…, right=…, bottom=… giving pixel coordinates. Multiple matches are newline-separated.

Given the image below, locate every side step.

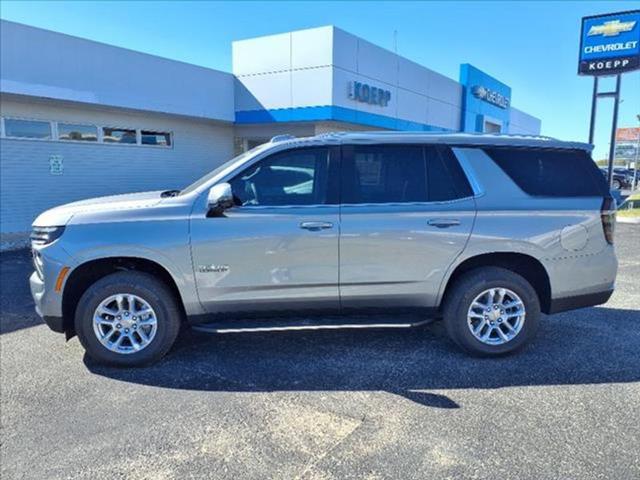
left=191, top=316, right=434, bottom=334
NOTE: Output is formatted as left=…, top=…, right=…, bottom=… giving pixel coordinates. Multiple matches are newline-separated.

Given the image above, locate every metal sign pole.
left=606, top=74, right=622, bottom=189
left=588, top=76, right=599, bottom=145
left=634, top=133, right=639, bottom=191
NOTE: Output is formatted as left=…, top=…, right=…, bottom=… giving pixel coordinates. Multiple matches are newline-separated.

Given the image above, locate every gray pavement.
left=1, top=225, right=639, bottom=479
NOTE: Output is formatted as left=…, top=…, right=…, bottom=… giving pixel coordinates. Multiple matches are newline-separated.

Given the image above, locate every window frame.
left=1, top=116, right=54, bottom=141
left=101, top=125, right=139, bottom=145
left=0, top=116, right=172, bottom=148
left=339, top=143, right=476, bottom=207
left=140, top=129, right=173, bottom=148
left=57, top=121, right=100, bottom=143
left=226, top=146, right=337, bottom=209
left=482, top=146, right=608, bottom=198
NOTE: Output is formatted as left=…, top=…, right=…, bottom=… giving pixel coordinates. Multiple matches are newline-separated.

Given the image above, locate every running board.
left=191, top=317, right=434, bottom=334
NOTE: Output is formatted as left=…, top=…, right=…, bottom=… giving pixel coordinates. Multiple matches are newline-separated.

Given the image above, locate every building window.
left=0, top=117, right=172, bottom=148
left=102, top=127, right=137, bottom=144
left=141, top=130, right=171, bottom=147
left=58, top=123, right=98, bottom=142
left=4, top=118, right=52, bottom=140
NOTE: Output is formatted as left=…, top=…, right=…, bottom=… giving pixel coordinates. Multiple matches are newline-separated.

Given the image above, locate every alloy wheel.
left=467, top=288, right=526, bottom=345
left=92, top=294, right=158, bottom=354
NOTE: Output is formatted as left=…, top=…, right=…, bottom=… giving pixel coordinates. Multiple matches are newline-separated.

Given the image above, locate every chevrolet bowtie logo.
left=588, top=19, right=636, bottom=37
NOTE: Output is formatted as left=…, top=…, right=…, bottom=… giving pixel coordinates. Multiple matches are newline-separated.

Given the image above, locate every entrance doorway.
left=484, top=121, right=501, bottom=134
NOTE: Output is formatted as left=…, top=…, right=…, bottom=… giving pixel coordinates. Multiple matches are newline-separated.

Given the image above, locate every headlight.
left=30, top=226, right=65, bottom=246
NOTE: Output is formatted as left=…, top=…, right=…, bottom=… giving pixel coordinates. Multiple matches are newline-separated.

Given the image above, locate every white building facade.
left=0, top=20, right=541, bottom=245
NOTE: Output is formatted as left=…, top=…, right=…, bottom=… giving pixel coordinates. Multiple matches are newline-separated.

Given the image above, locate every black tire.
left=75, top=271, right=181, bottom=367
left=443, top=267, right=540, bottom=356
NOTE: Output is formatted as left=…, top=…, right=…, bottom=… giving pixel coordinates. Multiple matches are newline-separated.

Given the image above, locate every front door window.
left=229, top=148, right=329, bottom=206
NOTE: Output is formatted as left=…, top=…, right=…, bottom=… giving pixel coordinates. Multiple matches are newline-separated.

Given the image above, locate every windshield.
left=179, top=144, right=270, bottom=195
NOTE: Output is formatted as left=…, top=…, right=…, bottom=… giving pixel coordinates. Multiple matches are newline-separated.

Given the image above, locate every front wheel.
left=443, top=267, right=540, bottom=356
left=75, top=271, right=181, bottom=367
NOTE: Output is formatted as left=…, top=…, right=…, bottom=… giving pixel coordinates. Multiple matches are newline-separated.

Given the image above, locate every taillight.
left=601, top=197, right=616, bottom=245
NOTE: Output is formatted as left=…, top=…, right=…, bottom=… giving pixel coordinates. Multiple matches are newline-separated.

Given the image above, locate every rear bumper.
left=548, top=289, right=614, bottom=314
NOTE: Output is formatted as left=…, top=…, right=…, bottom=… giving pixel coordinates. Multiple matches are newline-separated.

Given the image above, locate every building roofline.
left=0, top=19, right=229, bottom=76
left=231, top=24, right=336, bottom=44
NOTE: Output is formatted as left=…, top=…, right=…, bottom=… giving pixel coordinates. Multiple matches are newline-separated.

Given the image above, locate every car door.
left=339, top=144, right=476, bottom=310
left=190, top=146, right=340, bottom=314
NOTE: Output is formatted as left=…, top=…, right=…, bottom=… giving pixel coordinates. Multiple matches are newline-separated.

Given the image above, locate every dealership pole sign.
left=578, top=10, right=640, bottom=75
left=580, top=10, right=640, bottom=190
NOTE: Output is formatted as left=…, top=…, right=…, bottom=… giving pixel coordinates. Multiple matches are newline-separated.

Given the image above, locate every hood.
left=33, top=191, right=165, bottom=227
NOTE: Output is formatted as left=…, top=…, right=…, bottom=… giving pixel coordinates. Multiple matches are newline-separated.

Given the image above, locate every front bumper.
left=29, top=238, right=76, bottom=332
left=30, top=270, right=46, bottom=317
left=30, top=271, right=66, bottom=331
left=43, top=315, right=66, bottom=333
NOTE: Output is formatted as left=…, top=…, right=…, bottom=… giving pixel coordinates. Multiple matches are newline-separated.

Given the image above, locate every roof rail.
left=270, top=134, right=296, bottom=143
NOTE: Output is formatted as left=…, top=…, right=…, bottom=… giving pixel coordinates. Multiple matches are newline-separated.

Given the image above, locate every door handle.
left=427, top=218, right=461, bottom=228
left=300, top=221, right=334, bottom=231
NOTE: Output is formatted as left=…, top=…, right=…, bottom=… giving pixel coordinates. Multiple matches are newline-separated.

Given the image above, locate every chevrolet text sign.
left=579, top=10, right=640, bottom=75
left=471, top=85, right=510, bottom=109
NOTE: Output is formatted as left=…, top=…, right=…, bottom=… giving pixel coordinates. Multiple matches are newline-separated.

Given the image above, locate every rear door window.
left=483, top=148, right=608, bottom=197
left=341, top=145, right=472, bottom=204
left=341, top=145, right=427, bottom=204
left=426, top=146, right=473, bottom=201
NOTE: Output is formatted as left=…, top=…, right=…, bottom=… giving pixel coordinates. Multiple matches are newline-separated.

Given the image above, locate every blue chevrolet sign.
left=579, top=9, right=640, bottom=75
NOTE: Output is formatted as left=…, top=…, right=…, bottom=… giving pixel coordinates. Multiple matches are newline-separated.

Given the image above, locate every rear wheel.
left=75, top=271, right=181, bottom=367
left=443, top=267, right=540, bottom=356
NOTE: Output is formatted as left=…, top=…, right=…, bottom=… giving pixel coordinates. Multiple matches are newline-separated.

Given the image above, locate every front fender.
left=60, top=220, right=204, bottom=316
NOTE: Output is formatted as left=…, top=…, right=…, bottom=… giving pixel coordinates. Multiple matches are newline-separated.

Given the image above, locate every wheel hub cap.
left=92, top=294, right=157, bottom=354
left=467, top=288, right=526, bottom=346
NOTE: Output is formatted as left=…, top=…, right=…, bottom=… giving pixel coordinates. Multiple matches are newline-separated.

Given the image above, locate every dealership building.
left=0, top=20, right=541, bottom=245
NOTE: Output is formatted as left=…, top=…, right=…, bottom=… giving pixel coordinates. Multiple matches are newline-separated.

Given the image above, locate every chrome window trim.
left=226, top=197, right=476, bottom=210
left=340, top=197, right=476, bottom=208
left=232, top=204, right=340, bottom=211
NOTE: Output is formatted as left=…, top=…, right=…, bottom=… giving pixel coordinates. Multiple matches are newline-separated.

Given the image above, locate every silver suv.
left=30, top=132, right=618, bottom=366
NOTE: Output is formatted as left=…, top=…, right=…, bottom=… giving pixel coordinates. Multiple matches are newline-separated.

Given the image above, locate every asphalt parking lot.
left=1, top=225, right=639, bottom=480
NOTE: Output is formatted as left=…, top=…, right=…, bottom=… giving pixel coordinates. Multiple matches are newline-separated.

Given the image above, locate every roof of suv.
left=270, top=132, right=593, bottom=151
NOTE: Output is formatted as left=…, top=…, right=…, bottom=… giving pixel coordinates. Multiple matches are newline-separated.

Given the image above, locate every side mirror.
left=207, top=183, right=234, bottom=214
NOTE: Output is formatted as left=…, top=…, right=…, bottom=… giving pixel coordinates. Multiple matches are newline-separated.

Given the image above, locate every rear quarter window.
left=483, top=148, right=608, bottom=197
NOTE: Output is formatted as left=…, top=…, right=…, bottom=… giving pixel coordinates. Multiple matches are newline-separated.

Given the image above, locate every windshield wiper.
left=161, top=189, right=181, bottom=198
